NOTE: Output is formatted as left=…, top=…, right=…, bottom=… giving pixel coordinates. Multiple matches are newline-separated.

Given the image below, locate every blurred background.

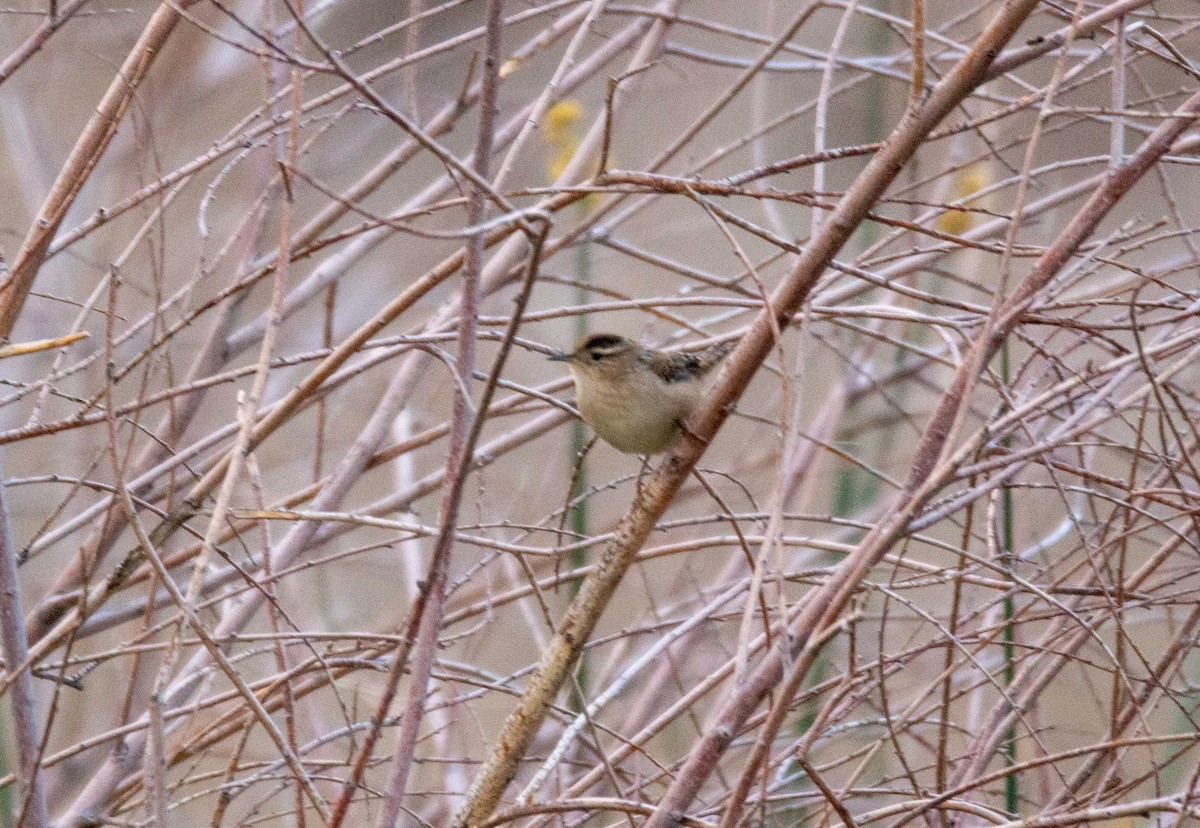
left=2, top=0, right=1200, bottom=825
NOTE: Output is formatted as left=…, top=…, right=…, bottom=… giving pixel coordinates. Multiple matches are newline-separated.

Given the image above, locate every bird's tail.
left=697, top=338, right=737, bottom=372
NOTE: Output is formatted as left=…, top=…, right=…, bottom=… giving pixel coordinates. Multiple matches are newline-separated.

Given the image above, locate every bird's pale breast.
left=573, top=367, right=700, bottom=454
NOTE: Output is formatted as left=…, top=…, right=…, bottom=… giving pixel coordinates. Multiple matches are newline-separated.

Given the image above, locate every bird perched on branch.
left=549, top=333, right=735, bottom=454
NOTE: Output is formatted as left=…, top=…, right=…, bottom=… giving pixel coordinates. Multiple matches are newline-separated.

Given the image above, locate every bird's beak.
left=547, top=350, right=572, bottom=362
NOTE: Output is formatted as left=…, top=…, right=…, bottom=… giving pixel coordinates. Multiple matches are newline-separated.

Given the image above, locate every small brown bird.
left=549, top=333, right=735, bottom=454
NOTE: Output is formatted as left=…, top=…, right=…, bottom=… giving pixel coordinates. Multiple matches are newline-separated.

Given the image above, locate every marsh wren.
left=549, top=333, right=735, bottom=454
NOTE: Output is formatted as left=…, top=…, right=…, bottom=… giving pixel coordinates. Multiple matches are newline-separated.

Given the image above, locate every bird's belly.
left=577, top=387, right=680, bottom=454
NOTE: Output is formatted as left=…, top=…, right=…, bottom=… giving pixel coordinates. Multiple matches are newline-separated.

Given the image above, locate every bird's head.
left=548, top=332, right=639, bottom=381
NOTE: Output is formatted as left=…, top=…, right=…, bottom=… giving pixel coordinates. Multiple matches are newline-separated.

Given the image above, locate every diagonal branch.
left=0, top=0, right=203, bottom=339
left=647, top=58, right=1200, bottom=828
left=452, top=0, right=1049, bottom=825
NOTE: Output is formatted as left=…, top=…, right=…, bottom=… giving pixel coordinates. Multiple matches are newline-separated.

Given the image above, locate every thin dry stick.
left=371, top=1, right=506, bottom=826
left=453, top=2, right=1047, bottom=824
left=14, top=200, right=566, bottom=679
left=7, top=0, right=1123, bottom=652
left=101, top=460, right=332, bottom=823
left=20, top=188, right=273, bottom=643
left=0, top=333, right=88, bottom=361
left=661, top=67, right=1200, bottom=828
left=5, top=4, right=1198, bottom=826
left=0, top=0, right=91, bottom=83
left=92, top=262, right=332, bottom=825
left=0, top=0, right=203, bottom=339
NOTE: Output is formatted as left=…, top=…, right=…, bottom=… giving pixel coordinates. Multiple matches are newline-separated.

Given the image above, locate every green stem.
left=568, top=208, right=592, bottom=702
left=1000, top=342, right=1019, bottom=815
left=0, top=717, right=11, bottom=828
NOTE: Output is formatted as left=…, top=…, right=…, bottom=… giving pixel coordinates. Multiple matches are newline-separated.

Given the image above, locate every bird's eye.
left=591, top=352, right=602, bottom=361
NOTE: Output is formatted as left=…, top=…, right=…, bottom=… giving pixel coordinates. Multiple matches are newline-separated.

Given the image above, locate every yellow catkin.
left=937, top=162, right=991, bottom=236
left=544, top=99, right=585, bottom=180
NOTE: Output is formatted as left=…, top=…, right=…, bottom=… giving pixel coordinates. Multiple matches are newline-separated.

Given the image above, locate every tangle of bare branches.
left=0, top=1, right=1199, bottom=827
